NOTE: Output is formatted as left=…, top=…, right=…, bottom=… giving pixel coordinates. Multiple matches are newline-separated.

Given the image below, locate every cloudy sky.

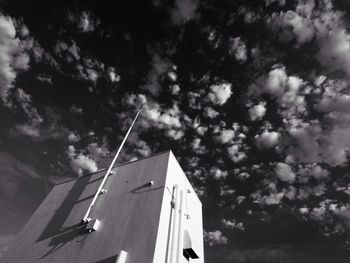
left=1, top=0, right=350, bottom=261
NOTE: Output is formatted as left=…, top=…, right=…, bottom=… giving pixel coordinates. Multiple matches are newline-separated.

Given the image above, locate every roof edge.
left=54, top=150, right=172, bottom=185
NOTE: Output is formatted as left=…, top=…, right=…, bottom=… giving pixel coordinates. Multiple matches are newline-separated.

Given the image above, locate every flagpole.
left=81, top=103, right=145, bottom=224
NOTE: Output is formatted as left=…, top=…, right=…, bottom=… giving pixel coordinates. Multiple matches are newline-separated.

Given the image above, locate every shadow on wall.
left=35, top=172, right=104, bottom=258
left=95, top=254, right=118, bottom=263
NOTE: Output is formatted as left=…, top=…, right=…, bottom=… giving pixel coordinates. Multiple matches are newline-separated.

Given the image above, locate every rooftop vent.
left=183, top=230, right=199, bottom=260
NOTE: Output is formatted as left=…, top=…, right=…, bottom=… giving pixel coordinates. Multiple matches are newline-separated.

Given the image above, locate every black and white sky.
left=1, top=0, right=350, bottom=262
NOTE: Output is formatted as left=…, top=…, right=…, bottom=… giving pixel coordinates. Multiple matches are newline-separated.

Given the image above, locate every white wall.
left=153, top=151, right=204, bottom=263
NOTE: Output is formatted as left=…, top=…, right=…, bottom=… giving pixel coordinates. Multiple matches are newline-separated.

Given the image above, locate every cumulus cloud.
left=143, top=103, right=182, bottom=129
left=214, top=129, right=235, bottom=144
left=107, top=67, right=120, bottom=83
left=0, top=14, right=31, bottom=101
left=126, top=96, right=185, bottom=141
left=170, top=84, right=180, bottom=95
left=77, top=11, right=100, bottom=32
left=249, top=102, right=266, bottom=121
left=298, top=163, right=329, bottom=181
left=67, top=145, right=98, bottom=176
left=268, top=10, right=315, bottom=45
left=143, top=52, right=171, bottom=96
left=204, top=230, right=228, bottom=246
left=286, top=121, right=350, bottom=167
left=265, top=66, right=287, bottom=97
left=275, top=162, right=296, bottom=182
left=68, top=132, right=80, bottom=142
left=222, top=218, right=245, bottom=230
left=265, top=0, right=286, bottom=6
left=264, top=192, right=284, bottom=205
left=315, top=9, right=350, bottom=75
left=170, top=0, right=198, bottom=25
left=54, top=40, right=80, bottom=62
left=13, top=89, right=43, bottom=138
left=191, top=137, right=207, bottom=154
left=210, top=167, right=228, bottom=180
left=15, top=124, right=40, bottom=137
left=255, top=131, right=280, bottom=149
left=250, top=66, right=306, bottom=120
left=267, top=0, right=350, bottom=77
left=204, top=107, right=219, bottom=119
left=227, top=144, right=246, bottom=163
left=208, top=82, right=232, bottom=105
left=229, top=36, right=247, bottom=63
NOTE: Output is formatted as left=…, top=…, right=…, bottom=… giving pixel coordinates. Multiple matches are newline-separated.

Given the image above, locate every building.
left=2, top=150, right=204, bottom=263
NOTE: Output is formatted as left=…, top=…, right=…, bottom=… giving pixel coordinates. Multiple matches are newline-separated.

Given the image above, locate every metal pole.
left=81, top=103, right=145, bottom=224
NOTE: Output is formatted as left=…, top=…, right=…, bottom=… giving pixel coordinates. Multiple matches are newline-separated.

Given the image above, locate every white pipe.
left=169, top=185, right=180, bottom=263
left=82, top=104, right=144, bottom=224
left=176, top=190, right=184, bottom=263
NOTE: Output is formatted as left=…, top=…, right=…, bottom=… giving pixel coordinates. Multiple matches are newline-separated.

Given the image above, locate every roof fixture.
left=86, top=219, right=101, bottom=232
left=115, top=250, right=128, bottom=263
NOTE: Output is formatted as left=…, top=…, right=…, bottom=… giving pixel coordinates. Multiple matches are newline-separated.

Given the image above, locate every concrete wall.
left=3, top=150, right=204, bottom=263
left=2, top=151, right=170, bottom=263
left=153, top=151, right=204, bottom=263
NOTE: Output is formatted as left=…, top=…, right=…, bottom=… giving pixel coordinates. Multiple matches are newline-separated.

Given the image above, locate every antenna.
left=81, top=103, right=145, bottom=225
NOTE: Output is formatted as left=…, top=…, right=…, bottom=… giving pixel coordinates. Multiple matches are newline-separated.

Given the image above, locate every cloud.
left=191, top=137, right=207, bottom=154
left=143, top=103, right=182, bottom=129
left=204, top=230, right=228, bottom=246
left=214, top=129, right=235, bottom=144
left=168, top=70, right=177, bottom=82
left=36, top=74, right=52, bottom=84
left=68, top=132, right=80, bottom=142
left=67, top=145, right=98, bottom=176
left=222, top=218, right=245, bottom=230
left=170, top=0, right=198, bottom=25
left=315, top=10, right=350, bottom=75
left=77, top=11, right=100, bottom=32
left=229, top=37, right=247, bottom=63
left=126, top=97, right=185, bottom=141
left=249, top=102, right=266, bottom=121
left=286, top=121, right=350, bottom=167
left=204, top=107, right=219, bottom=119
left=54, top=40, right=80, bottom=62
left=268, top=10, right=315, bottom=45
left=0, top=14, right=31, bottom=101
left=275, top=162, right=296, bottom=182
left=255, top=131, right=280, bottom=149
left=210, top=167, right=228, bottom=180
left=267, top=1, right=350, bottom=77
left=15, top=124, right=40, bottom=137
left=12, top=89, right=43, bottom=138
left=208, top=82, right=232, bottom=105
left=227, top=144, right=246, bottom=163
left=143, top=52, right=171, bottom=96
left=107, top=67, right=120, bottom=83
left=264, top=192, right=284, bottom=205
left=298, top=164, right=329, bottom=181
left=170, top=84, right=180, bottom=95
left=264, top=66, right=287, bottom=97
left=265, top=0, right=286, bottom=6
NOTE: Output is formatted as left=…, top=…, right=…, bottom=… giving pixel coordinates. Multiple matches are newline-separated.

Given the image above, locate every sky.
left=1, top=0, right=350, bottom=262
